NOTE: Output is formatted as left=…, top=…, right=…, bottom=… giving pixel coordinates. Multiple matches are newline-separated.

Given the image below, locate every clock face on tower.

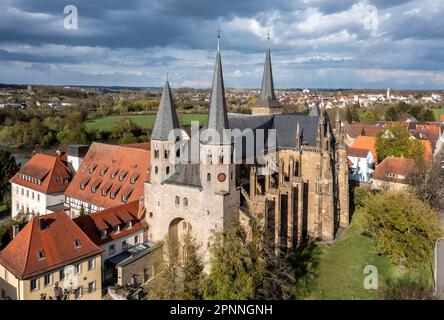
left=217, top=173, right=226, bottom=182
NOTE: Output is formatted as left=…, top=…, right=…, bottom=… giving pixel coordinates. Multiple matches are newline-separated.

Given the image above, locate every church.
left=144, top=33, right=350, bottom=261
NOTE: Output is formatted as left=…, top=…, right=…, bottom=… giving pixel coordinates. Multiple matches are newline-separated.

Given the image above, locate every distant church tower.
left=251, top=35, right=284, bottom=116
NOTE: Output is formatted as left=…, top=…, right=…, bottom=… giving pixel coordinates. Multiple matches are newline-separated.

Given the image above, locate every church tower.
left=251, top=35, right=284, bottom=116
left=199, top=30, right=239, bottom=236
left=150, top=78, right=181, bottom=186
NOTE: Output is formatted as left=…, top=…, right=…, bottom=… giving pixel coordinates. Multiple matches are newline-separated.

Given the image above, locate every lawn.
left=295, top=210, right=434, bottom=300
left=85, top=114, right=208, bottom=131
left=433, top=108, right=444, bottom=121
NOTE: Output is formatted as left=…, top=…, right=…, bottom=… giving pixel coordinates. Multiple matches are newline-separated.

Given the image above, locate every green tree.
left=361, top=190, right=441, bottom=267
left=182, top=233, right=205, bottom=300
left=203, top=222, right=295, bottom=300
left=375, top=124, right=411, bottom=162
left=360, top=109, right=377, bottom=124
left=0, top=150, right=19, bottom=207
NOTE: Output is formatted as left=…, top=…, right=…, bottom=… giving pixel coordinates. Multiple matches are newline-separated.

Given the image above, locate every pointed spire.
left=253, top=35, right=282, bottom=109
left=206, top=27, right=229, bottom=144
left=151, top=78, right=180, bottom=141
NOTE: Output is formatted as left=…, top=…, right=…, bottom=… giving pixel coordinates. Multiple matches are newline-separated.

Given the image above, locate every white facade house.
left=9, top=153, right=72, bottom=219
left=347, top=148, right=374, bottom=182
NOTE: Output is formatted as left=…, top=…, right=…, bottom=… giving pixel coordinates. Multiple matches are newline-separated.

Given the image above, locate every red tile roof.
left=347, top=147, right=372, bottom=158
left=373, top=157, right=417, bottom=185
left=64, top=142, right=150, bottom=209
left=9, top=153, right=72, bottom=194
left=0, top=211, right=102, bottom=280
left=345, top=124, right=383, bottom=138
left=351, top=136, right=378, bottom=162
left=73, top=201, right=148, bottom=246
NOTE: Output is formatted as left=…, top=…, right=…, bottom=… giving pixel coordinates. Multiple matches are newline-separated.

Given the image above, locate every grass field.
left=433, top=108, right=444, bottom=121
left=85, top=114, right=208, bottom=131
left=296, top=210, right=433, bottom=300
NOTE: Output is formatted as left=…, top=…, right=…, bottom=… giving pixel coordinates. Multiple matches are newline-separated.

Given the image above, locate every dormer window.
left=121, top=195, right=127, bottom=203
left=113, top=225, right=120, bottom=233
left=119, top=171, right=128, bottom=181
left=100, top=229, right=107, bottom=239
left=91, top=186, right=96, bottom=193
left=55, top=176, right=60, bottom=182
left=126, top=221, right=132, bottom=229
left=38, top=250, right=46, bottom=260
left=64, top=179, right=69, bottom=184
left=80, top=183, right=85, bottom=190
left=74, top=239, right=81, bottom=248
left=110, top=192, right=116, bottom=199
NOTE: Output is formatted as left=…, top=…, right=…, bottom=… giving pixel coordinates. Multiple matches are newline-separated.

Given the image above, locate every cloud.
left=0, top=0, right=442, bottom=88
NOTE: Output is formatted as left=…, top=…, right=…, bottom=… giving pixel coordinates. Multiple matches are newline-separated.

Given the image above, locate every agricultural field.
left=85, top=114, right=208, bottom=131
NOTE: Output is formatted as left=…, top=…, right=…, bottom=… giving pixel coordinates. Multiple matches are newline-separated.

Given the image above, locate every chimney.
left=39, top=217, right=47, bottom=231
left=12, top=225, right=20, bottom=238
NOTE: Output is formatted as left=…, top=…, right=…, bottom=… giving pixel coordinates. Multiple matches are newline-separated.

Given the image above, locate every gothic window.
left=154, top=149, right=159, bottom=158
left=219, top=155, right=224, bottom=164
left=183, top=198, right=188, bottom=206
left=175, top=196, right=180, bottom=205
left=294, top=160, right=300, bottom=177
left=207, top=173, right=211, bottom=182
left=154, top=166, right=158, bottom=174
left=164, top=150, right=169, bottom=159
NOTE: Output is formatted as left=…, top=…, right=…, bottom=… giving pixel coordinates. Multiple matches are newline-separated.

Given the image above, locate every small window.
left=183, top=221, right=187, bottom=230
left=91, top=186, right=96, bottom=193
left=134, top=235, right=140, bottom=244
left=80, top=183, right=85, bottom=190
left=59, top=270, right=65, bottom=281
left=183, top=198, right=188, bottom=206
left=126, top=221, right=132, bottom=228
left=30, top=279, right=38, bottom=291
left=207, top=173, right=211, bottom=181
left=74, top=239, right=81, bottom=248
left=37, top=194, right=40, bottom=202
left=88, top=281, right=96, bottom=294
left=122, top=240, right=128, bottom=250
left=55, top=176, right=60, bottom=182
left=121, top=195, right=127, bottom=203
left=44, top=274, right=51, bottom=286
left=100, top=229, right=107, bottom=238
left=88, top=258, right=95, bottom=271
left=109, top=244, right=115, bottom=255
left=75, top=264, right=81, bottom=274
left=26, top=190, right=29, bottom=198
left=38, top=250, right=45, bottom=260
left=110, top=192, right=116, bottom=199
left=113, top=225, right=120, bottom=233
left=32, top=192, right=34, bottom=200
left=75, top=287, right=82, bottom=299
left=149, top=212, right=153, bottom=218
left=154, top=149, right=159, bottom=158
left=102, top=189, right=107, bottom=196
left=166, top=166, right=170, bottom=175
left=154, top=166, right=158, bottom=174
left=175, top=196, right=180, bottom=205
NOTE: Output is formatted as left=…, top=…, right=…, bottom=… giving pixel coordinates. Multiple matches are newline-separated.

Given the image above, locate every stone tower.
left=150, top=78, right=181, bottom=186
left=251, top=36, right=284, bottom=116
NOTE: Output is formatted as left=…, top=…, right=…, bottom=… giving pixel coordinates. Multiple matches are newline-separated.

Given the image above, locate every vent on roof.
left=38, top=250, right=46, bottom=260
left=74, top=239, right=81, bottom=248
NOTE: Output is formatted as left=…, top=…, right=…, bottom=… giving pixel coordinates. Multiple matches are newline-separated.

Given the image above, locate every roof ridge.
left=21, top=217, right=36, bottom=278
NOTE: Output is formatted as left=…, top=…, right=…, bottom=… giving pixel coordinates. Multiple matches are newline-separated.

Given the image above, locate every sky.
left=0, top=0, right=443, bottom=89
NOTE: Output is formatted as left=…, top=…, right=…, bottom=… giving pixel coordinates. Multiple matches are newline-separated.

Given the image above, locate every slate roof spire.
left=152, top=77, right=180, bottom=141
left=254, top=34, right=282, bottom=108
left=206, top=27, right=230, bottom=144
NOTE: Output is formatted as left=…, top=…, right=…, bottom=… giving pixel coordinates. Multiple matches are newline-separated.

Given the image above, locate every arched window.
left=164, top=150, right=169, bottom=159
left=154, top=166, right=158, bottom=174
left=183, top=198, right=188, bottom=206
left=207, top=173, right=211, bottom=181
left=182, top=221, right=187, bottom=230
left=166, top=166, right=170, bottom=175
left=175, top=196, right=180, bottom=205
left=154, top=150, right=159, bottom=158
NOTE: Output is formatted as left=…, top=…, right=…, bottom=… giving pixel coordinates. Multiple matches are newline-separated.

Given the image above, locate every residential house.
left=0, top=211, right=103, bottom=300
left=73, top=200, right=148, bottom=282
left=64, top=142, right=150, bottom=217
left=347, top=147, right=374, bottom=182
left=372, top=157, right=417, bottom=191
left=9, top=153, right=72, bottom=219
